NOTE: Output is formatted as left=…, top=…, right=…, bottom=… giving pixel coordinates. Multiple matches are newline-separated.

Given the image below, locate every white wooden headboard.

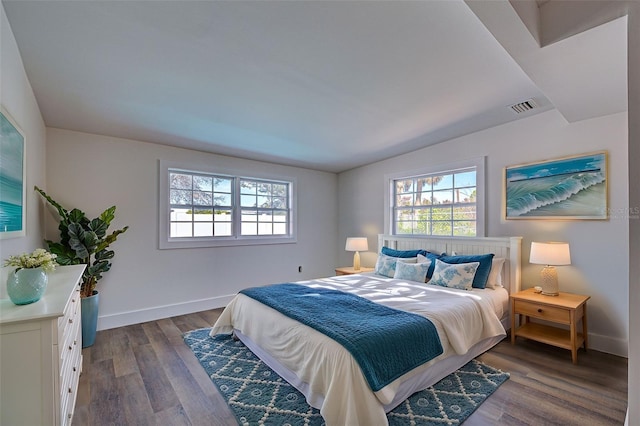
left=377, top=234, right=522, bottom=294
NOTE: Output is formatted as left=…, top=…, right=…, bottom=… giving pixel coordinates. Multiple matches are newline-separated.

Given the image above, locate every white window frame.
left=384, top=157, right=485, bottom=238
left=159, top=160, right=297, bottom=249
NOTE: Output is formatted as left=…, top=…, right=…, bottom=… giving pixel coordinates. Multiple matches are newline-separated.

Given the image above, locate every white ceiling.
left=2, top=0, right=627, bottom=173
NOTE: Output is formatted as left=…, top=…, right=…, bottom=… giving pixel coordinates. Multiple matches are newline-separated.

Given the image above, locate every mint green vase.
left=81, top=291, right=99, bottom=347
left=6, top=267, right=48, bottom=305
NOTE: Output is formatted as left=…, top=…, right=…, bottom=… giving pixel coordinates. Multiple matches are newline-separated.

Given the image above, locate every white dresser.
left=0, top=265, right=85, bottom=426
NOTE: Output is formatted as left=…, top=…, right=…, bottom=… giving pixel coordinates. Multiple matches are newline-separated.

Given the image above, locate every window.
left=169, top=172, right=234, bottom=238
left=160, top=160, right=296, bottom=249
left=239, top=179, right=289, bottom=236
left=385, top=158, right=485, bottom=237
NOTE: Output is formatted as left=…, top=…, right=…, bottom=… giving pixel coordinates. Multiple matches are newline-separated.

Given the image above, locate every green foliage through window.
left=393, top=168, right=477, bottom=237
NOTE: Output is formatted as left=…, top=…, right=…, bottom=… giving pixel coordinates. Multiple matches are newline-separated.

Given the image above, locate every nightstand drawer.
left=335, top=266, right=374, bottom=276
left=514, top=300, right=570, bottom=324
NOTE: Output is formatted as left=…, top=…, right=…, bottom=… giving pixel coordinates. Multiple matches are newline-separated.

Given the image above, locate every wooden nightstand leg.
left=583, top=304, right=589, bottom=351
left=570, top=310, right=578, bottom=364
left=511, top=303, right=516, bottom=344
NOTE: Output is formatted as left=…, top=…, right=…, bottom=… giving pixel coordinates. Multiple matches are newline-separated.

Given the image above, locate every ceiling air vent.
left=509, top=99, right=537, bottom=114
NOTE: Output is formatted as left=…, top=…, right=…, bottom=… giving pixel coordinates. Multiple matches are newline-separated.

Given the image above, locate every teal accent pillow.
left=393, top=261, right=430, bottom=283
left=381, top=246, right=425, bottom=258
left=440, top=253, right=494, bottom=289
left=429, top=259, right=480, bottom=290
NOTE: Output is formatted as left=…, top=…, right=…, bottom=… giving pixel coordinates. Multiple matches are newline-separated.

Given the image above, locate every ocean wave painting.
left=0, top=109, right=26, bottom=238
left=504, top=151, right=607, bottom=220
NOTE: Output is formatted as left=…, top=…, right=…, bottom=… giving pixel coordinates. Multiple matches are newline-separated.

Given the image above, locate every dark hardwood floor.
left=73, top=309, right=627, bottom=425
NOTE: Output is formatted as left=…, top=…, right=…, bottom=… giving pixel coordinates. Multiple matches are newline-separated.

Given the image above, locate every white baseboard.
left=588, top=332, right=628, bottom=358
left=96, top=294, right=236, bottom=331
left=525, top=318, right=628, bottom=358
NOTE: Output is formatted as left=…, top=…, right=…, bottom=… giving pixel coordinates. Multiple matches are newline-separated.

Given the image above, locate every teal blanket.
left=239, top=283, right=443, bottom=392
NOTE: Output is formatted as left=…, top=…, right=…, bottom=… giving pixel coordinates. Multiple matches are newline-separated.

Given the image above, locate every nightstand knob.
left=538, top=308, right=543, bottom=313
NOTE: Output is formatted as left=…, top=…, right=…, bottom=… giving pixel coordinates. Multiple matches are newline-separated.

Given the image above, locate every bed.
left=210, top=234, right=522, bottom=426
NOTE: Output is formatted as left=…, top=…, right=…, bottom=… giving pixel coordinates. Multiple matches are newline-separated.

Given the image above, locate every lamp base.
left=353, top=251, right=361, bottom=271
left=540, top=266, right=559, bottom=296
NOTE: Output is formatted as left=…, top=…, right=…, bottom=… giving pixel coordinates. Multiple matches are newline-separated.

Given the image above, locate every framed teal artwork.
left=503, top=151, right=608, bottom=220
left=0, top=107, right=26, bottom=238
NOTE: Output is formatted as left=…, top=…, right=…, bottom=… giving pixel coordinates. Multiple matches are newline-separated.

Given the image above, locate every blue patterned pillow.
left=439, top=253, right=494, bottom=289
left=374, top=253, right=416, bottom=277
left=429, top=259, right=480, bottom=290
left=393, top=261, right=430, bottom=283
left=417, top=253, right=442, bottom=279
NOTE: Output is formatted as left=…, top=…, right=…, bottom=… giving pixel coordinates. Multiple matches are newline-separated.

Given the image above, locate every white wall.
left=45, top=128, right=338, bottom=329
left=338, top=109, right=628, bottom=357
left=0, top=4, right=47, bottom=290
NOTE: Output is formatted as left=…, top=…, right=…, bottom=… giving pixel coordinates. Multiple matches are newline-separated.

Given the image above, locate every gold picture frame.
left=503, top=151, right=608, bottom=220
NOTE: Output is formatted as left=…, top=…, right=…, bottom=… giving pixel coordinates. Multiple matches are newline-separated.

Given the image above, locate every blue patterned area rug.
left=184, top=328, right=509, bottom=426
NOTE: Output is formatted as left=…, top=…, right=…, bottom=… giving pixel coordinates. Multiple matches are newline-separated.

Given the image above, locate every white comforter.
left=210, top=273, right=507, bottom=426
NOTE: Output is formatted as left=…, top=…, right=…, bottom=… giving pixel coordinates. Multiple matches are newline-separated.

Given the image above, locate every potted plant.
left=34, top=186, right=129, bottom=347
left=3, top=248, right=58, bottom=305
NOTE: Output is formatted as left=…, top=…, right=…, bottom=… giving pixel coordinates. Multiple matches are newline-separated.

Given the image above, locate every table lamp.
left=345, top=237, right=368, bottom=271
left=529, top=241, right=571, bottom=296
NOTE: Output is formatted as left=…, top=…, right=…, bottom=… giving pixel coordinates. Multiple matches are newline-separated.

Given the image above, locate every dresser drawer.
left=60, top=347, right=81, bottom=426
left=60, top=313, right=80, bottom=375
left=514, top=299, right=570, bottom=324
left=58, top=288, right=80, bottom=342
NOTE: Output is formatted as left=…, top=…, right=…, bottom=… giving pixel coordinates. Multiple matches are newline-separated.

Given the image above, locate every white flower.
left=4, top=249, right=58, bottom=273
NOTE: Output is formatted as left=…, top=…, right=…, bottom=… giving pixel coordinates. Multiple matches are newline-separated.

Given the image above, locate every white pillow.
left=486, top=258, right=506, bottom=289
left=429, top=259, right=480, bottom=290
left=393, top=261, right=430, bottom=283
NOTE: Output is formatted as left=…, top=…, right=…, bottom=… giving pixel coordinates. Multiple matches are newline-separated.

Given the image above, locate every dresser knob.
left=73, top=367, right=77, bottom=372
left=74, top=340, right=77, bottom=346
left=68, top=387, right=72, bottom=393
left=68, top=346, right=72, bottom=351
left=537, top=308, right=543, bottom=313
left=68, top=413, right=72, bottom=419
left=72, top=299, right=76, bottom=303
left=69, top=318, right=73, bottom=324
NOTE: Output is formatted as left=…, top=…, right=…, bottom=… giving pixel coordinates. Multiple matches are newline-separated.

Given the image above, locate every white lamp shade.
left=345, top=237, right=368, bottom=252
left=529, top=242, right=571, bottom=266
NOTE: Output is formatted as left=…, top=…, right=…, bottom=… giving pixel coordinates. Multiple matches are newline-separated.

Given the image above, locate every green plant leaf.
left=95, top=226, right=129, bottom=253
left=89, top=218, right=108, bottom=239
left=34, top=186, right=69, bottom=222
left=46, top=241, right=80, bottom=265
left=100, top=206, right=116, bottom=226
left=95, top=249, right=115, bottom=261
left=67, top=223, right=91, bottom=260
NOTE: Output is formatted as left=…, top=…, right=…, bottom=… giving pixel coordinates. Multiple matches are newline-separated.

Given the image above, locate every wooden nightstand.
left=511, top=288, right=590, bottom=364
left=335, top=266, right=374, bottom=276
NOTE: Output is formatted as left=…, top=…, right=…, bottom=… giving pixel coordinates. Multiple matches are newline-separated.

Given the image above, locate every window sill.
left=159, top=236, right=297, bottom=249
